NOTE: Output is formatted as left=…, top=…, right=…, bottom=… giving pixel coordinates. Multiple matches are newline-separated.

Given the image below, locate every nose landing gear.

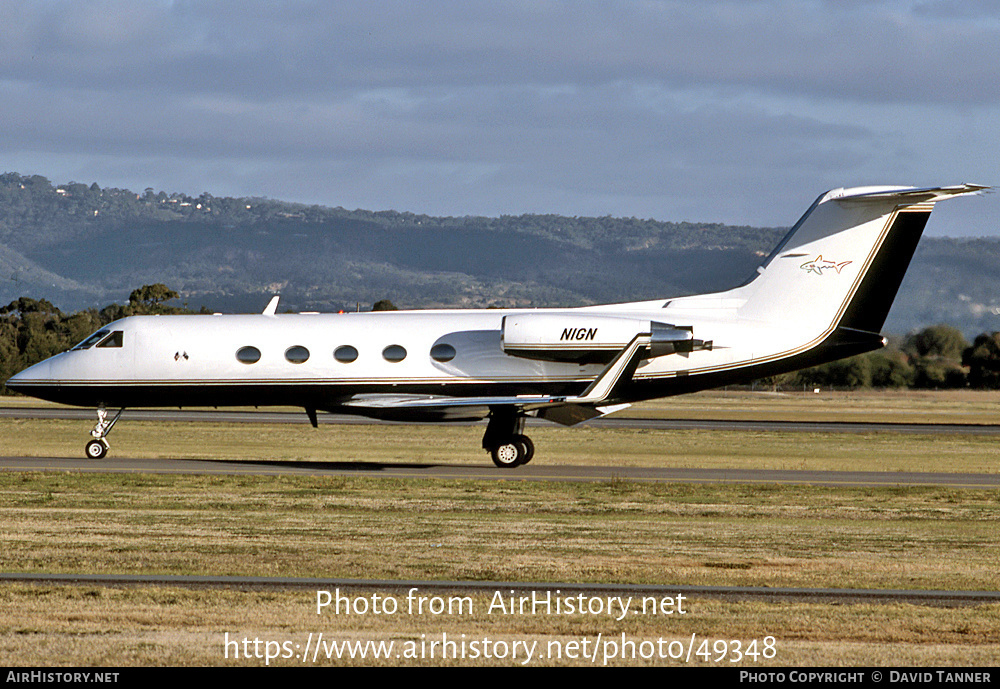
left=86, top=406, right=124, bottom=459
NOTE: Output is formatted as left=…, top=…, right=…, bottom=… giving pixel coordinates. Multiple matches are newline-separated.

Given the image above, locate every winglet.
left=567, top=333, right=650, bottom=405
left=262, top=295, right=280, bottom=316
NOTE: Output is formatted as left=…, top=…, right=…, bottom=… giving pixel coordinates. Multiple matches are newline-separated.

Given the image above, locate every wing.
left=331, top=333, right=649, bottom=425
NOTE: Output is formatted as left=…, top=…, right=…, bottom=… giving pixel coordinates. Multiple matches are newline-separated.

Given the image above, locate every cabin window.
left=96, top=331, right=123, bottom=348
left=334, top=345, right=358, bottom=363
left=72, top=330, right=110, bottom=350
left=430, top=343, right=456, bottom=362
left=382, top=344, right=407, bottom=362
left=236, top=346, right=261, bottom=364
left=285, top=346, right=310, bottom=364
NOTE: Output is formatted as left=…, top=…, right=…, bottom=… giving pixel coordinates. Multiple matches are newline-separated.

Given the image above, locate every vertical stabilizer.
left=737, top=185, right=987, bottom=336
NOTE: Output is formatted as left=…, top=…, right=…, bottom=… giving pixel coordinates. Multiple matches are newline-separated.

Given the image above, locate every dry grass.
left=629, top=388, right=1000, bottom=425
left=2, top=473, right=1000, bottom=590
left=2, top=416, right=999, bottom=473
left=2, top=585, right=999, bottom=666
left=2, top=389, right=1000, bottom=666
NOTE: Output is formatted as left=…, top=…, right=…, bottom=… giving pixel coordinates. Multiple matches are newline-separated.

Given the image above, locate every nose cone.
left=5, top=358, right=60, bottom=402
left=6, top=359, right=52, bottom=389
left=6, top=351, right=112, bottom=407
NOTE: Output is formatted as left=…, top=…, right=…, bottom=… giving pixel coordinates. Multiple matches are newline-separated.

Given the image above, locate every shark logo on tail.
left=800, top=255, right=852, bottom=276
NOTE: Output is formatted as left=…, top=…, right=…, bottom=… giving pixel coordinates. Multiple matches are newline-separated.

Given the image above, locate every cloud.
left=4, top=2, right=999, bottom=103
left=0, top=1, right=996, bottom=231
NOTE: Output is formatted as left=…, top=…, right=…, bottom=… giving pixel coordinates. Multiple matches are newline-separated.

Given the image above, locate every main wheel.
left=490, top=441, right=522, bottom=468
left=513, top=434, right=534, bottom=465
left=85, top=440, right=107, bottom=459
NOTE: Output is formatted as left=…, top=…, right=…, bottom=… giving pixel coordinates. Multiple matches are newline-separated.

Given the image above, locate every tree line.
left=0, top=284, right=201, bottom=390
left=1, top=286, right=998, bottom=394
left=783, top=325, right=1000, bottom=390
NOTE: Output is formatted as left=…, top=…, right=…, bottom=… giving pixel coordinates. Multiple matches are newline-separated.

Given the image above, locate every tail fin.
left=737, top=185, right=987, bottom=336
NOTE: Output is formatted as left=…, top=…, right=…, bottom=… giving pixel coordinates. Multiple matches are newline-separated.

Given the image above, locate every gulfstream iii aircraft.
left=5, top=184, right=987, bottom=467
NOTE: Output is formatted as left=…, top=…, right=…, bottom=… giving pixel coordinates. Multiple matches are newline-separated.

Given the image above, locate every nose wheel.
left=86, top=438, right=109, bottom=459
left=86, top=406, right=123, bottom=459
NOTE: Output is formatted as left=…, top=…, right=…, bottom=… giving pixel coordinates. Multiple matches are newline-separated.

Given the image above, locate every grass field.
left=2, top=390, right=999, bottom=666
left=5, top=387, right=1000, bottom=424
left=3, top=584, right=999, bottom=666
left=631, top=388, right=1000, bottom=425
left=4, top=388, right=1000, bottom=473
left=3, top=415, right=999, bottom=473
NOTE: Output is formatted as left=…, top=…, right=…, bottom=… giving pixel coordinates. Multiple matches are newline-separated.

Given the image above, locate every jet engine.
left=501, top=313, right=711, bottom=363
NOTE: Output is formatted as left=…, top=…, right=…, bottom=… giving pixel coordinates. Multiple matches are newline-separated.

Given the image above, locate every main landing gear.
left=483, top=407, right=534, bottom=468
left=85, top=406, right=124, bottom=459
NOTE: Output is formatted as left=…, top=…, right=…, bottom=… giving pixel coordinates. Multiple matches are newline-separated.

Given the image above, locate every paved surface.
left=3, top=406, right=998, bottom=486
left=4, top=405, right=1000, bottom=434
left=3, top=455, right=1000, bottom=489
left=2, top=572, right=997, bottom=606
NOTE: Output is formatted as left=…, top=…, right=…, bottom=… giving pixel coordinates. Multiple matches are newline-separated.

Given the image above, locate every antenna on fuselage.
left=262, top=295, right=280, bottom=315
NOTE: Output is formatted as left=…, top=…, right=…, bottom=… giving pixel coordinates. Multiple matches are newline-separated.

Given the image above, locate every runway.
left=3, top=455, right=999, bottom=489
left=3, top=406, right=999, bottom=487
left=2, top=572, right=998, bottom=606
left=4, top=405, right=1000, bottom=435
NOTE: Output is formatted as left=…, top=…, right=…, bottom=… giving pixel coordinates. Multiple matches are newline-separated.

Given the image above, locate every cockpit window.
left=72, top=330, right=124, bottom=350
left=72, top=330, right=110, bottom=350
left=96, top=331, right=124, bottom=348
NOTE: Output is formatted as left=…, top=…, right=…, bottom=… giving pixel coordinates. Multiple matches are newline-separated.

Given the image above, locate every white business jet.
left=6, top=184, right=987, bottom=467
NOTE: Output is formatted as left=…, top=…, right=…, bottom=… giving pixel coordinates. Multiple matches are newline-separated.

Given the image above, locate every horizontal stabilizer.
left=833, top=184, right=989, bottom=204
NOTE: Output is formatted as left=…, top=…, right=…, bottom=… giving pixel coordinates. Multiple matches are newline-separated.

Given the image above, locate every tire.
left=490, top=441, right=521, bottom=468
left=513, top=434, right=534, bottom=465
left=86, top=440, right=107, bottom=460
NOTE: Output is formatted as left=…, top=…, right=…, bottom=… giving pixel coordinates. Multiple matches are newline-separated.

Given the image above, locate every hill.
left=1, top=172, right=997, bottom=337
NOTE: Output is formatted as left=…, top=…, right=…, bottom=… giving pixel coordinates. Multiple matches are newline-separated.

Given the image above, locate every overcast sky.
left=1, top=0, right=997, bottom=236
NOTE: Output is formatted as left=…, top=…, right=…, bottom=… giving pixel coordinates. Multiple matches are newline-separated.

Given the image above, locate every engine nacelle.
left=501, top=314, right=711, bottom=363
